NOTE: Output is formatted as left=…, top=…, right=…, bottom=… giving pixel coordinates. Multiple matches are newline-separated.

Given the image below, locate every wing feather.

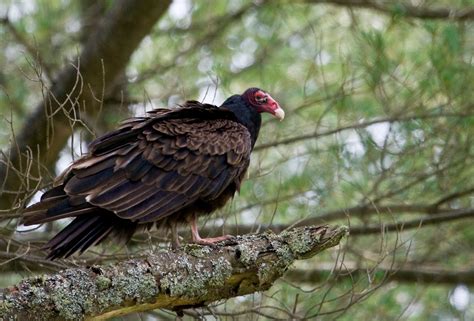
left=89, top=180, right=149, bottom=207
left=103, top=185, right=159, bottom=211
left=117, top=192, right=191, bottom=220
left=55, top=106, right=252, bottom=223
left=65, top=167, right=115, bottom=194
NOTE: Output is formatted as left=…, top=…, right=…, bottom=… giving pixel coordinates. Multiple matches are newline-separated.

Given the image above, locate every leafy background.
left=0, top=0, right=473, bottom=320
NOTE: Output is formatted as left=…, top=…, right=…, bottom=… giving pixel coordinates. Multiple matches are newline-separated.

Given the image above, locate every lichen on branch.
left=0, top=225, right=347, bottom=320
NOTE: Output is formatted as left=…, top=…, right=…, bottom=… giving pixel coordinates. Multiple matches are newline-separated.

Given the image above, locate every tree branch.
left=303, top=0, right=474, bottom=21
left=254, top=111, right=473, bottom=152
left=196, top=208, right=474, bottom=237
left=0, top=0, right=172, bottom=209
left=0, top=225, right=347, bottom=320
left=285, top=264, right=474, bottom=285
left=350, top=207, right=474, bottom=235
left=0, top=16, right=54, bottom=82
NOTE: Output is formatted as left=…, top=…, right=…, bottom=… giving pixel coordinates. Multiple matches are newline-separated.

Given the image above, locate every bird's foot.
left=192, top=234, right=233, bottom=245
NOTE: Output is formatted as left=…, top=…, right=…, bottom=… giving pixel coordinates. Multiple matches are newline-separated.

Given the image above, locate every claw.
left=188, top=213, right=233, bottom=246
left=192, top=234, right=233, bottom=245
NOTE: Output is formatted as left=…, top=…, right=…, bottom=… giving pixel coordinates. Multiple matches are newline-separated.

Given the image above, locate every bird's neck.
left=221, top=95, right=261, bottom=147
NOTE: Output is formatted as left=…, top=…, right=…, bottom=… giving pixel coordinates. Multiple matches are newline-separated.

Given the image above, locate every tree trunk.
left=0, top=0, right=172, bottom=209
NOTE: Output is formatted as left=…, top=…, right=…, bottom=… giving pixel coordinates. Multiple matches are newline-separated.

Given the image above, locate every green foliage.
left=1, top=0, right=473, bottom=320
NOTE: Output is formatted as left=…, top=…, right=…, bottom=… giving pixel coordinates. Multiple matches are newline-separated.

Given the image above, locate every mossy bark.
left=0, top=225, right=347, bottom=320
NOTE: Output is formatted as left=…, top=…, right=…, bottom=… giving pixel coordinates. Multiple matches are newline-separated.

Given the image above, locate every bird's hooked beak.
left=262, top=92, right=285, bottom=121
left=273, top=105, right=285, bottom=121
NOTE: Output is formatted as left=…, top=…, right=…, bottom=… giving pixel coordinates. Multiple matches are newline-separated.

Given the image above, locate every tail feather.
left=47, top=215, right=101, bottom=249
left=41, top=185, right=67, bottom=200
left=76, top=225, right=114, bottom=254
left=49, top=219, right=109, bottom=259
left=23, top=185, right=140, bottom=260
left=45, top=213, right=137, bottom=260
left=22, top=197, right=95, bottom=225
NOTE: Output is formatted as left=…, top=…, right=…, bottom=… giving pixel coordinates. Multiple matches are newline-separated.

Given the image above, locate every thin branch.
left=433, top=186, right=474, bottom=208
left=254, top=111, right=474, bottom=151
left=314, top=203, right=431, bottom=222
left=350, top=207, right=474, bottom=235
left=285, top=264, right=474, bottom=285
left=0, top=250, right=67, bottom=270
left=303, top=0, right=474, bottom=21
left=197, top=207, right=474, bottom=237
left=0, top=16, right=54, bottom=81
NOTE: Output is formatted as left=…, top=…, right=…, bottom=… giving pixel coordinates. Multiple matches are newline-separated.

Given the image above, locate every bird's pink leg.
left=189, top=213, right=232, bottom=245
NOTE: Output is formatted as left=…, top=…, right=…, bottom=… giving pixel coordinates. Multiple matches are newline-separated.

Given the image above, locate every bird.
left=22, top=87, right=284, bottom=259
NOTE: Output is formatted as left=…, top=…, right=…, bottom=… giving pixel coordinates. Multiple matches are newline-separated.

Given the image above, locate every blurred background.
left=0, top=0, right=473, bottom=319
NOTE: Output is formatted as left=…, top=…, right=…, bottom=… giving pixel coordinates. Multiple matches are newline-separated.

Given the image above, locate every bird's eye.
left=255, top=95, right=267, bottom=104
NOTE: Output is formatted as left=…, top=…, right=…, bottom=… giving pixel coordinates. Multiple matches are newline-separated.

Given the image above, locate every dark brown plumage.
left=22, top=88, right=284, bottom=259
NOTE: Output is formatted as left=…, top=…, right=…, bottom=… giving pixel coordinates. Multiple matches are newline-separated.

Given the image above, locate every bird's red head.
left=243, top=88, right=285, bottom=121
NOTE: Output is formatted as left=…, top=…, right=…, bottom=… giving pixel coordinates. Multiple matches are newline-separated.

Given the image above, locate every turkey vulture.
left=22, top=87, right=284, bottom=259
